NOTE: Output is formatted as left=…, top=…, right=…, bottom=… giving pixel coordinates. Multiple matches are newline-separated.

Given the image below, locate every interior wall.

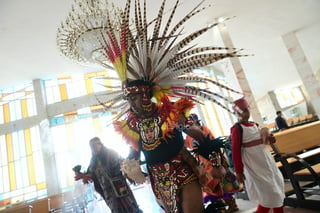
left=256, top=93, right=308, bottom=125
left=256, top=94, right=276, bottom=125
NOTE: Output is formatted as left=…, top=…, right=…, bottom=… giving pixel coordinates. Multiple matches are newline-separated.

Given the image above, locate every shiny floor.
left=89, top=183, right=320, bottom=213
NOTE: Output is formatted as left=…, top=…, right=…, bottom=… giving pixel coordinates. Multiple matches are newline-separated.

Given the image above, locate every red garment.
left=148, top=153, right=197, bottom=213
left=230, top=122, right=255, bottom=173
left=256, top=204, right=270, bottom=213
left=256, top=204, right=284, bottom=213
left=273, top=206, right=284, bottom=213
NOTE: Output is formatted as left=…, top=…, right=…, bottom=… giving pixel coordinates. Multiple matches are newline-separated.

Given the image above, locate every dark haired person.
left=88, top=137, right=141, bottom=213
left=275, top=111, right=289, bottom=130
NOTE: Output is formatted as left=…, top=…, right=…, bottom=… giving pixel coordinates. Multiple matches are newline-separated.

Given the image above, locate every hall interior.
left=0, top=0, right=320, bottom=212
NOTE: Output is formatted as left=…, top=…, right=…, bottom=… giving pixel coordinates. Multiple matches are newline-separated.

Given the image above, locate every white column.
left=33, top=79, right=61, bottom=195
left=218, top=24, right=264, bottom=125
left=282, top=32, right=320, bottom=117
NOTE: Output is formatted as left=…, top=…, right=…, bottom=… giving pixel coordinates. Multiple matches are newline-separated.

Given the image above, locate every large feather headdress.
left=57, top=0, right=243, bottom=121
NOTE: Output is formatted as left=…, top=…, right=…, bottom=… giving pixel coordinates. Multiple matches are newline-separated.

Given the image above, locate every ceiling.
left=1, top=0, right=319, bottom=100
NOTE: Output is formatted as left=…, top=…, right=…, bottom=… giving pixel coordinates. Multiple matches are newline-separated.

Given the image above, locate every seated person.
left=275, top=111, right=289, bottom=130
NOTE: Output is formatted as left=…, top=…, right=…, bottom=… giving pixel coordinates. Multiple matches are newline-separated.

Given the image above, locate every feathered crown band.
left=57, top=0, right=245, bottom=119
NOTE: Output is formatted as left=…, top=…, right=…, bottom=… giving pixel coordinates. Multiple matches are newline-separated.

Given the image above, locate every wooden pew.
left=273, top=121, right=320, bottom=153
left=270, top=121, right=320, bottom=210
left=266, top=122, right=276, bottom=132
left=0, top=191, right=74, bottom=213
left=47, top=194, right=64, bottom=212
left=29, top=197, right=50, bottom=213
left=0, top=204, right=32, bottom=213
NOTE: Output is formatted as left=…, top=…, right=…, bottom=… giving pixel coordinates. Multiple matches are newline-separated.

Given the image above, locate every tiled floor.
left=90, top=183, right=320, bottom=213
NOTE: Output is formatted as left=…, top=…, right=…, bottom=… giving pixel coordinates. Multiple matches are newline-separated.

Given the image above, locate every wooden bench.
left=270, top=121, right=320, bottom=210
left=266, top=122, right=276, bottom=132
left=0, top=191, right=74, bottom=213
left=0, top=204, right=32, bottom=213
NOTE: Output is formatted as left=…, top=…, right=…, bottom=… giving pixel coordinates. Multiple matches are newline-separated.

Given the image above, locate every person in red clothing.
left=230, top=97, right=285, bottom=213
left=185, top=113, right=240, bottom=213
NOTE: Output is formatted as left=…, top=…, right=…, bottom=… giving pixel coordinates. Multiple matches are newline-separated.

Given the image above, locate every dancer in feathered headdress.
left=58, top=0, right=244, bottom=212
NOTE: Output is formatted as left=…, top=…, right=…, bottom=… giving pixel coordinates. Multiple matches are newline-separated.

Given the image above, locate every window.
left=0, top=126, right=45, bottom=206
left=275, top=86, right=304, bottom=109
left=0, top=83, right=35, bottom=123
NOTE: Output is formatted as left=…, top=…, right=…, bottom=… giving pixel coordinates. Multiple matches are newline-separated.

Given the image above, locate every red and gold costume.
left=58, top=0, right=244, bottom=212
left=115, top=96, right=199, bottom=212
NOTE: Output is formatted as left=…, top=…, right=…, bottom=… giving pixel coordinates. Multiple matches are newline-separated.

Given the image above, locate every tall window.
left=0, top=126, right=46, bottom=207
left=275, top=87, right=304, bottom=109
left=44, top=71, right=116, bottom=104
left=0, top=83, right=36, bottom=124
left=192, top=69, right=235, bottom=136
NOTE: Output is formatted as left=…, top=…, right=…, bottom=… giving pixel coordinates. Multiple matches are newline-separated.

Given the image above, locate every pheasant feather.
left=58, top=0, right=247, bottom=122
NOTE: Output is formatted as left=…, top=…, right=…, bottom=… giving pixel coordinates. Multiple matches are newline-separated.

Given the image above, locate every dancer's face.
left=128, top=93, right=144, bottom=114
left=90, top=139, right=102, bottom=154
left=128, top=92, right=153, bottom=114
left=237, top=108, right=250, bottom=122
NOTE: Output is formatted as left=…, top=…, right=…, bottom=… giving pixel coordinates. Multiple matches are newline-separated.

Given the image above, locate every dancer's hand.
left=236, top=172, right=246, bottom=184
left=268, top=134, right=276, bottom=144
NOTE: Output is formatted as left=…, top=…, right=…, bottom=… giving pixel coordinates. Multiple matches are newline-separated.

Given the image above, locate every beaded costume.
left=57, top=0, right=244, bottom=212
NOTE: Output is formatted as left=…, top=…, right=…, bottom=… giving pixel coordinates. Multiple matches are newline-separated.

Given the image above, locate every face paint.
left=124, top=84, right=152, bottom=113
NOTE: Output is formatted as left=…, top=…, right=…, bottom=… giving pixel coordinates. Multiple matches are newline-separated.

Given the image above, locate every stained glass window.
left=0, top=126, right=45, bottom=207
left=0, top=83, right=35, bottom=124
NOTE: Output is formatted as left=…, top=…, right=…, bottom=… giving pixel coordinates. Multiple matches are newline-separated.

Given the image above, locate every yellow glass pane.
left=85, top=73, right=97, bottom=78
left=85, top=73, right=97, bottom=94
left=6, top=134, right=13, bottom=162
left=96, top=71, right=107, bottom=76
left=90, top=105, right=104, bottom=111
left=21, top=99, right=28, bottom=118
left=104, top=77, right=111, bottom=91
left=85, top=79, right=93, bottom=94
left=8, top=162, right=16, bottom=190
left=64, top=111, right=77, bottom=116
left=24, top=129, right=32, bottom=155
left=27, top=155, right=36, bottom=185
left=24, top=129, right=36, bottom=184
left=36, top=182, right=46, bottom=190
left=3, top=103, right=10, bottom=123
left=59, top=84, right=68, bottom=101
